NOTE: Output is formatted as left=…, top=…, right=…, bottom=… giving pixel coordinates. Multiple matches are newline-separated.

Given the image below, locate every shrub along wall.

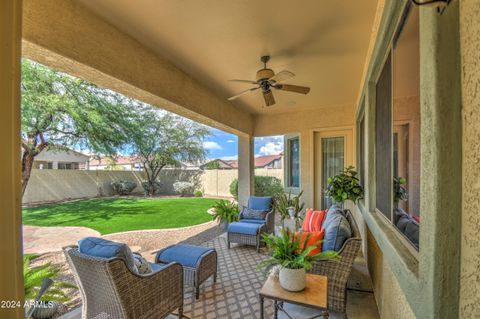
left=22, top=168, right=283, bottom=204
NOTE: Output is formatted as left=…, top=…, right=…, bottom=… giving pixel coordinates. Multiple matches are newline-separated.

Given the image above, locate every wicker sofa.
left=308, top=209, right=361, bottom=316
left=227, top=196, right=275, bottom=252
left=64, top=245, right=184, bottom=319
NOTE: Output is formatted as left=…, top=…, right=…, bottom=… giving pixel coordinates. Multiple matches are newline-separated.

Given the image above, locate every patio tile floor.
left=60, top=235, right=379, bottom=319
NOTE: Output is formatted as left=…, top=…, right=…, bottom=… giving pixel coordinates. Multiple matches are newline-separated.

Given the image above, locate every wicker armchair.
left=64, top=246, right=184, bottom=319
left=227, top=196, right=275, bottom=252
left=308, top=209, right=361, bottom=316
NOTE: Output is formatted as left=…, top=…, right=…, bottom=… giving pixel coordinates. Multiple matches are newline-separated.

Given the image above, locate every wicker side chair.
left=308, top=209, right=362, bottom=317
left=64, top=246, right=184, bottom=319
left=227, top=196, right=275, bottom=252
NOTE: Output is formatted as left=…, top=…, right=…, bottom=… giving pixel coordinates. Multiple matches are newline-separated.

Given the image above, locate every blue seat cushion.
left=240, top=218, right=266, bottom=225
left=248, top=196, right=272, bottom=211
left=228, top=221, right=263, bottom=235
left=322, top=214, right=352, bottom=252
left=78, top=237, right=137, bottom=272
left=156, top=244, right=215, bottom=268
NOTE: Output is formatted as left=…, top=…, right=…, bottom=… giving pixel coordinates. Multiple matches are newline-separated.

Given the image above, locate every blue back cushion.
left=78, top=237, right=137, bottom=272
left=323, top=205, right=345, bottom=230
left=322, top=214, right=352, bottom=252
left=248, top=196, right=272, bottom=211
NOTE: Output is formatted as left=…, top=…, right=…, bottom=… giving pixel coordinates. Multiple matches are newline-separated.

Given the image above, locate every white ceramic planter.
left=279, top=267, right=306, bottom=292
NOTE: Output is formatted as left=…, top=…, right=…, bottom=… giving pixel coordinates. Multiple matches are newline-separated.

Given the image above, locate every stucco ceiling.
left=79, top=0, right=379, bottom=115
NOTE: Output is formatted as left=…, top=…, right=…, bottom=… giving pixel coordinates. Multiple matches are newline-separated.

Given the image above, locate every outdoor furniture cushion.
left=78, top=237, right=137, bottom=272
left=133, top=253, right=152, bottom=274
left=240, top=218, right=266, bottom=225
left=241, top=207, right=268, bottom=220
left=322, top=205, right=346, bottom=230
left=295, top=230, right=325, bottom=256
left=248, top=196, right=273, bottom=211
left=228, top=221, right=263, bottom=235
left=322, top=214, right=352, bottom=252
left=156, top=244, right=215, bottom=268
left=302, top=209, right=327, bottom=232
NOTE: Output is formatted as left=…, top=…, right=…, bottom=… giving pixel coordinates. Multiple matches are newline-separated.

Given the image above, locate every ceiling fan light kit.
left=227, top=55, right=310, bottom=107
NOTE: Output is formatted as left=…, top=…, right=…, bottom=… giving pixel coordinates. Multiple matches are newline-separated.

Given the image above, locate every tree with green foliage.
left=21, top=60, right=136, bottom=195
left=125, top=107, right=209, bottom=196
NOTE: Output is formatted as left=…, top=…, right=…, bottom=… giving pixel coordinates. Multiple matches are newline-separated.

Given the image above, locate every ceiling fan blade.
left=228, top=79, right=258, bottom=85
left=263, top=90, right=276, bottom=107
left=276, top=84, right=310, bottom=95
left=269, top=70, right=295, bottom=83
left=227, top=87, right=259, bottom=101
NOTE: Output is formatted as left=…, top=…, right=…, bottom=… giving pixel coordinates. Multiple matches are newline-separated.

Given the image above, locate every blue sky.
left=203, top=128, right=283, bottom=160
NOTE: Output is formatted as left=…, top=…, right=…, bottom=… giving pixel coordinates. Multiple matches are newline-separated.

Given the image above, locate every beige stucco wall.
left=254, top=103, right=356, bottom=209
left=459, top=0, right=480, bottom=317
left=349, top=204, right=415, bottom=319
left=23, top=168, right=283, bottom=204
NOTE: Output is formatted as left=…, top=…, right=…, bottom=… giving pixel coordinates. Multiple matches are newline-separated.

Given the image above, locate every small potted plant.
left=325, top=166, right=364, bottom=208
left=24, top=254, right=76, bottom=319
left=275, top=191, right=305, bottom=229
left=258, top=230, right=338, bottom=292
left=393, top=176, right=408, bottom=208
left=210, top=200, right=239, bottom=232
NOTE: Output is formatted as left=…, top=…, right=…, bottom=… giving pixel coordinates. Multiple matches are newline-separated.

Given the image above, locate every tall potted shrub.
left=325, top=166, right=364, bottom=208
left=211, top=200, right=239, bottom=232
left=258, top=230, right=337, bottom=292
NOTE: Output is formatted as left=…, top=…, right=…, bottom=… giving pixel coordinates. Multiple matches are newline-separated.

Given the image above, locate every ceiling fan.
left=227, top=55, right=310, bottom=107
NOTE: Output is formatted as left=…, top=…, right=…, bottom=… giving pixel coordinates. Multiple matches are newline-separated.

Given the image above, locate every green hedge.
left=229, top=175, right=284, bottom=200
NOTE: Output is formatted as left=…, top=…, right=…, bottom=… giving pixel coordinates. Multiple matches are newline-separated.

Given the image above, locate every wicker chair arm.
left=264, top=209, right=275, bottom=233
left=108, top=260, right=184, bottom=318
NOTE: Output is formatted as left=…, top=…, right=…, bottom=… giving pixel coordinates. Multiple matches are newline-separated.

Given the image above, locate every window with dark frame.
left=359, top=114, right=366, bottom=187
left=370, top=4, right=420, bottom=250
left=375, top=53, right=393, bottom=221
left=287, top=137, right=300, bottom=188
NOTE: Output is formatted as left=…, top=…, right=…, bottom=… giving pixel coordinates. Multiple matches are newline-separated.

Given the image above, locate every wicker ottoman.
left=155, top=244, right=217, bottom=299
left=227, top=221, right=266, bottom=252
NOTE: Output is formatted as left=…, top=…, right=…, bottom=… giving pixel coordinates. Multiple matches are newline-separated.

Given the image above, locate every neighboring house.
left=89, top=156, right=143, bottom=171
left=33, top=149, right=90, bottom=170
left=89, top=156, right=201, bottom=171
left=201, top=154, right=283, bottom=170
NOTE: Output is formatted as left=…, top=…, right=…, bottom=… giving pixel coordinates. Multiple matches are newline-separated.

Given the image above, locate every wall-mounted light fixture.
left=411, top=0, right=451, bottom=14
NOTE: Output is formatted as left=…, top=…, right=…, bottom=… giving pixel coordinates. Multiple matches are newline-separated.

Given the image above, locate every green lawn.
left=23, top=197, right=217, bottom=235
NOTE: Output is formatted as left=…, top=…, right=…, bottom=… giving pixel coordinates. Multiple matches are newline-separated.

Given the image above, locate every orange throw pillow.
left=302, top=209, right=327, bottom=232
left=302, top=208, right=314, bottom=232
left=295, top=230, right=325, bottom=256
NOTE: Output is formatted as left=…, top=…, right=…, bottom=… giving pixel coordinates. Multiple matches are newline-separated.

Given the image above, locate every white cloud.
left=219, top=155, right=238, bottom=160
left=259, top=142, right=283, bottom=156
left=226, top=139, right=235, bottom=143
left=203, top=141, right=222, bottom=150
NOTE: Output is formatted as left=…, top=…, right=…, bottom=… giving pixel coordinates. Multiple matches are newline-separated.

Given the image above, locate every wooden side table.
left=259, top=273, right=329, bottom=319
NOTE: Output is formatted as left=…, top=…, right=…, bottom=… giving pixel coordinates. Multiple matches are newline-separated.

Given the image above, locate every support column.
left=237, top=134, right=254, bottom=208
left=0, top=0, right=24, bottom=318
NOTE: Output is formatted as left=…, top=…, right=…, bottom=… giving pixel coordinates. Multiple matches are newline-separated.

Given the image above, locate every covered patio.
left=1, top=0, right=479, bottom=319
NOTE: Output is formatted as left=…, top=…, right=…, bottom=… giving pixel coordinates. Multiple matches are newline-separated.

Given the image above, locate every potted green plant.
left=393, top=176, right=408, bottom=208
left=24, top=254, right=76, bottom=319
left=258, top=230, right=338, bottom=292
left=210, top=200, right=239, bottom=232
left=325, top=166, right=364, bottom=208
left=275, top=191, right=305, bottom=229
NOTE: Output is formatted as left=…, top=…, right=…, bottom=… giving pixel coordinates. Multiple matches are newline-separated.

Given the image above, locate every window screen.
left=375, top=53, right=392, bottom=220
